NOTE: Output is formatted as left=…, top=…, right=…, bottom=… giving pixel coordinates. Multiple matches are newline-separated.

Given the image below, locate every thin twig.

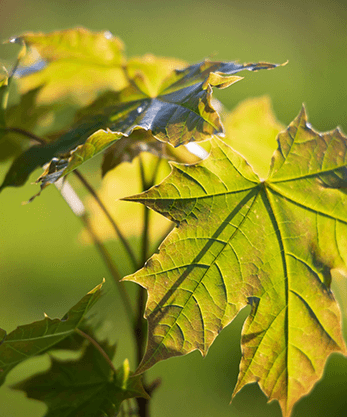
left=56, top=178, right=135, bottom=330
left=74, top=169, right=138, bottom=271
left=75, top=328, right=117, bottom=373
left=135, top=155, right=164, bottom=417
left=149, top=156, right=162, bottom=188
left=138, top=155, right=162, bottom=266
left=4, top=126, right=138, bottom=271
left=1, top=126, right=46, bottom=145
left=81, top=213, right=135, bottom=326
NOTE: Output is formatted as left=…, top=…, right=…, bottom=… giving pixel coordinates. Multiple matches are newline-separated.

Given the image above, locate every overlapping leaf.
left=13, top=342, right=148, bottom=417
left=76, top=58, right=281, bottom=148
left=123, top=108, right=347, bottom=416
left=0, top=86, right=60, bottom=162
left=0, top=280, right=103, bottom=386
left=0, top=56, right=281, bottom=199
left=12, top=27, right=127, bottom=106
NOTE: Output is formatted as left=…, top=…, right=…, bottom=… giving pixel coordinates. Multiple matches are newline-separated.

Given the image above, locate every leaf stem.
left=73, top=169, right=138, bottom=271
left=75, top=328, right=117, bottom=373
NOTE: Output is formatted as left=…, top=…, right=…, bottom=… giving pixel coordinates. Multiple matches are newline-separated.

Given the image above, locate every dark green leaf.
left=76, top=59, right=282, bottom=148
left=123, top=108, right=347, bottom=416
left=0, top=58, right=282, bottom=197
left=0, top=86, right=58, bottom=162
left=0, top=119, right=113, bottom=194
left=12, top=342, right=148, bottom=417
left=0, top=280, right=104, bottom=386
left=101, top=129, right=196, bottom=177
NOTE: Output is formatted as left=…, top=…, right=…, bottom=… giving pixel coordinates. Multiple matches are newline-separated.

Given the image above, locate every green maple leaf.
left=123, top=108, right=347, bottom=416
left=0, top=280, right=103, bottom=386
left=0, top=58, right=281, bottom=199
left=12, top=27, right=127, bottom=107
left=12, top=342, right=149, bottom=417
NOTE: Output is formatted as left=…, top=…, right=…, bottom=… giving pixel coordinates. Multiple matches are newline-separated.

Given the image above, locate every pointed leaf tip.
left=125, top=110, right=347, bottom=415
left=1, top=54, right=281, bottom=196
left=0, top=281, right=103, bottom=386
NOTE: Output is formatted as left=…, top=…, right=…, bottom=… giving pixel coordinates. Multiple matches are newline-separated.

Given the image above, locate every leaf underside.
left=0, top=281, right=103, bottom=387
left=123, top=108, right=347, bottom=417
left=0, top=50, right=281, bottom=199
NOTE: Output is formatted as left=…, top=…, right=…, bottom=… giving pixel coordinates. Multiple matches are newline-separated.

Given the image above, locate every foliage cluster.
left=1, top=28, right=346, bottom=417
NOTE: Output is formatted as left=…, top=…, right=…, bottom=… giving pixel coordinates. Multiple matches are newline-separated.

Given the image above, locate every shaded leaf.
left=76, top=59, right=282, bottom=148
left=101, top=129, right=168, bottom=176
left=101, top=128, right=201, bottom=177
left=0, top=58, right=281, bottom=197
left=123, top=108, right=347, bottom=416
left=13, top=341, right=148, bottom=417
left=0, top=280, right=104, bottom=386
left=5, top=86, right=54, bottom=133
left=0, top=123, right=121, bottom=199
left=0, top=72, right=9, bottom=128
left=13, top=27, right=127, bottom=106
left=30, top=129, right=124, bottom=202
left=0, top=86, right=59, bottom=162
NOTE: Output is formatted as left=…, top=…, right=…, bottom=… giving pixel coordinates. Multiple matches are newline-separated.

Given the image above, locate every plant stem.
left=80, top=213, right=135, bottom=327
left=3, top=125, right=138, bottom=272
left=135, top=155, right=163, bottom=417
left=56, top=177, right=135, bottom=333
left=73, top=169, right=138, bottom=271
left=75, top=328, right=117, bottom=373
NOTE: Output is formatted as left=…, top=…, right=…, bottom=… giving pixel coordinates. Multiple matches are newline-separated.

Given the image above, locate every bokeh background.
left=0, top=0, right=347, bottom=416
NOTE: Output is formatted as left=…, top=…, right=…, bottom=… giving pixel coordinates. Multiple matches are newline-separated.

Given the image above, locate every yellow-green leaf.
left=13, top=27, right=127, bottom=106
left=222, top=95, right=285, bottom=179
left=123, top=108, right=347, bottom=416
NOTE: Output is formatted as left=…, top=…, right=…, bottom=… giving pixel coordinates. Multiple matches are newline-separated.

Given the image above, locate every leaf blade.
left=0, top=57, right=282, bottom=196
left=124, top=109, right=347, bottom=416
left=12, top=342, right=148, bottom=417
left=0, top=280, right=104, bottom=386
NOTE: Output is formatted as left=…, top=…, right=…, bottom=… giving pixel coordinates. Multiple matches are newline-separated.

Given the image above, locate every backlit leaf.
left=222, top=95, right=285, bottom=179
left=123, top=108, right=347, bottom=416
left=13, top=27, right=127, bottom=106
left=12, top=342, right=148, bottom=417
left=0, top=280, right=103, bottom=386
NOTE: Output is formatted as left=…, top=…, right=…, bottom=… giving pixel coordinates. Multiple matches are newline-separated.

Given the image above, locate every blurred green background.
left=0, top=0, right=347, bottom=416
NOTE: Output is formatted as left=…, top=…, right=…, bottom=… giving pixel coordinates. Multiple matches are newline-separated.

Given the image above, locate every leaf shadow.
left=148, top=186, right=260, bottom=333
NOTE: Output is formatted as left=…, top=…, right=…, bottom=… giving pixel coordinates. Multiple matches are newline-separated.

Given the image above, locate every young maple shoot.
left=0, top=27, right=346, bottom=417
